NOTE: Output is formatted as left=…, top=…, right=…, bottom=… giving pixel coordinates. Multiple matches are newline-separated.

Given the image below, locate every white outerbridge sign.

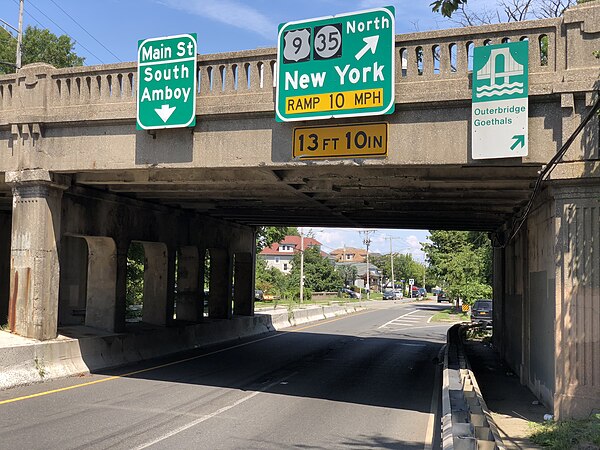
left=137, top=34, right=197, bottom=130
left=471, top=41, right=529, bottom=159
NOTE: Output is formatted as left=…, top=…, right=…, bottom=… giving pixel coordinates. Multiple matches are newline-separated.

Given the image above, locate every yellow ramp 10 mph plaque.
left=293, top=123, right=388, bottom=160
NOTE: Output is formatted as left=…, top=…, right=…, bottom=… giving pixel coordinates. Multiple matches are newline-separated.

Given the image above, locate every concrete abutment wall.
left=5, top=171, right=256, bottom=340
left=496, top=183, right=600, bottom=419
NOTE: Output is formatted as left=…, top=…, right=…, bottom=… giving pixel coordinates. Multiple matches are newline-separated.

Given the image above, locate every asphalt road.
left=0, top=301, right=452, bottom=450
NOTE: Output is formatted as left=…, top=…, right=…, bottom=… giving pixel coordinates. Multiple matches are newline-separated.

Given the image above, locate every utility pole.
left=0, top=1, right=22, bottom=70
left=386, top=236, right=403, bottom=291
left=16, top=0, right=24, bottom=70
left=360, top=230, right=375, bottom=300
left=299, top=232, right=304, bottom=303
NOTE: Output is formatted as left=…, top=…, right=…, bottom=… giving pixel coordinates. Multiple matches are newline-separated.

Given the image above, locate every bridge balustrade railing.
left=0, top=4, right=597, bottom=121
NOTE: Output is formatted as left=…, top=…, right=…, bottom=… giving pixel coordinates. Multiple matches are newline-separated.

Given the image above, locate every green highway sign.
left=276, top=7, right=395, bottom=122
left=471, top=41, right=529, bottom=159
left=137, top=34, right=197, bottom=130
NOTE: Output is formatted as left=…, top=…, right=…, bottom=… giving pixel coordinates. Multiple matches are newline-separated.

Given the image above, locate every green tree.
left=336, top=264, right=358, bottom=287
left=290, top=247, right=343, bottom=293
left=0, top=26, right=84, bottom=74
left=371, top=253, right=426, bottom=288
left=126, top=242, right=145, bottom=310
left=422, top=231, right=492, bottom=305
left=255, top=256, right=289, bottom=297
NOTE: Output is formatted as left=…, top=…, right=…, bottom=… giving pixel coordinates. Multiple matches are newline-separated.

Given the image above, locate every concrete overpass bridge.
left=0, top=4, right=598, bottom=418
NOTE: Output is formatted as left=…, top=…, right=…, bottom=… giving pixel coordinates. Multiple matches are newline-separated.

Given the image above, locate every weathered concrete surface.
left=175, top=246, right=202, bottom=322
left=233, top=252, right=254, bottom=316
left=139, top=242, right=168, bottom=326
left=0, top=7, right=598, bottom=232
left=0, top=4, right=597, bottom=420
left=0, top=211, right=10, bottom=325
left=553, top=185, right=600, bottom=419
left=495, top=182, right=600, bottom=420
left=6, top=171, right=67, bottom=340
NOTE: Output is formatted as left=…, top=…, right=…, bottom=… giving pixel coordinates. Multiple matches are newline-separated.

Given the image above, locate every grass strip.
left=529, top=414, right=600, bottom=449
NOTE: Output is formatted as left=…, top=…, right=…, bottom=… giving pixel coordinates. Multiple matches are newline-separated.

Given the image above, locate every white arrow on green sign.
left=276, top=7, right=395, bottom=122
left=472, top=41, right=528, bottom=159
left=137, top=34, right=197, bottom=130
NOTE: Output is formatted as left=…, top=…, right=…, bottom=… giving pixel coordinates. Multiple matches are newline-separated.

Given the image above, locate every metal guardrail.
left=442, top=323, right=505, bottom=450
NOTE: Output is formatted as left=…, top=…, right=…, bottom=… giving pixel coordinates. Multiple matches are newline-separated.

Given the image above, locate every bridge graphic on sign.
left=476, top=47, right=524, bottom=99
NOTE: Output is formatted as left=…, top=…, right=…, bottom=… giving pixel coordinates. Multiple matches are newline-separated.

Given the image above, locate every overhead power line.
left=47, top=0, right=121, bottom=62
left=12, top=0, right=106, bottom=64
left=504, top=93, right=600, bottom=246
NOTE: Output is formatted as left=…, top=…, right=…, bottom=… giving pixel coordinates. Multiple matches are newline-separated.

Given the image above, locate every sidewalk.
left=465, top=339, right=549, bottom=450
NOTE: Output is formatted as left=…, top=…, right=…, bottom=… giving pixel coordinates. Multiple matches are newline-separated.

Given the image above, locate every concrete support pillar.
left=6, top=171, right=67, bottom=340
left=176, top=246, right=202, bottom=322
left=114, top=243, right=129, bottom=333
left=233, top=252, right=254, bottom=316
left=141, top=242, right=169, bottom=326
left=0, top=212, right=11, bottom=325
left=208, top=248, right=232, bottom=319
left=83, top=237, right=117, bottom=332
left=492, top=245, right=505, bottom=355
left=58, top=237, right=88, bottom=326
left=553, top=185, right=600, bottom=419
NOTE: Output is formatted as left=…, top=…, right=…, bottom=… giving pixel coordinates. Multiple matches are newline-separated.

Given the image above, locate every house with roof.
left=330, top=247, right=367, bottom=263
left=259, top=235, right=323, bottom=274
left=335, top=261, right=382, bottom=291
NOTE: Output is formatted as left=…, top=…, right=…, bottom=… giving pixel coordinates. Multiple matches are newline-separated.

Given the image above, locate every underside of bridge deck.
left=74, top=165, right=541, bottom=231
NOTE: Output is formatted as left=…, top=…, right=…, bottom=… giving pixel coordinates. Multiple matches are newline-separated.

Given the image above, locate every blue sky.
left=2, top=0, right=451, bottom=260
left=3, top=0, right=458, bottom=64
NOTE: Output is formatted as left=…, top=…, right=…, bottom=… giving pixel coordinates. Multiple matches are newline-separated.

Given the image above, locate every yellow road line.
left=0, top=308, right=373, bottom=406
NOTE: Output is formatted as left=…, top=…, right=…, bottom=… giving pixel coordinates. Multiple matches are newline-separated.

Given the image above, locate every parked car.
left=340, top=288, right=361, bottom=299
left=254, top=289, right=264, bottom=301
left=410, top=286, right=426, bottom=298
left=382, top=289, right=395, bottom=300
left=471, top=299, right=493, bottom=324
left=393, top=289, right=403, bottom=299
left=437, top=290, right=449, bottom=303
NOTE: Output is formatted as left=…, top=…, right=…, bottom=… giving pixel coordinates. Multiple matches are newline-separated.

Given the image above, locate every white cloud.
left=158, top=0, right=276, bottom=40
left=405, top=234, right=426, bottom=262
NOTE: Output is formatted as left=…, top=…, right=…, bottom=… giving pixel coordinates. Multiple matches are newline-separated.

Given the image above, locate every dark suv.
left=437, top=291, right=449, bottom=303
left=471, top=299, right=493, bottom=324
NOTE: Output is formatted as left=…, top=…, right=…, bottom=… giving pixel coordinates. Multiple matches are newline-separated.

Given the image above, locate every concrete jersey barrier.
left=442, top=324, right=505, bottom=450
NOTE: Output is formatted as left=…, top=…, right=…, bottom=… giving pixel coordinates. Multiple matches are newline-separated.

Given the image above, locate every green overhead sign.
left=276, top=7, right=395, bottom=122
left=137, top=34, right=197, bottom=130
left=472, top=41, right=529, bottom=159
